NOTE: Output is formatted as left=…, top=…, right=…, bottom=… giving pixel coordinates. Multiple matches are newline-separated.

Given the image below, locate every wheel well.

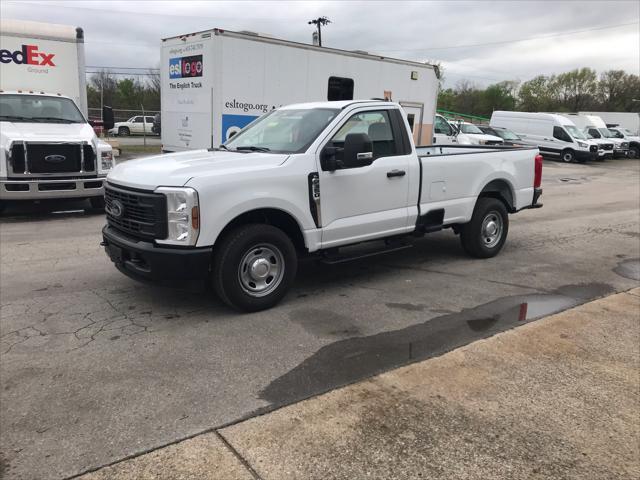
left=630, top=141, right=639, bottom=149
left=479, top=179, right=515, bottom=213
left=218, top=208, right=306, bottom=252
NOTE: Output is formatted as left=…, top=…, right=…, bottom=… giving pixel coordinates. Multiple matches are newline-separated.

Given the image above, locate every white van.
left=564, top=113, right=628, bottom=158
left=490, top=111, right=599, bottom=162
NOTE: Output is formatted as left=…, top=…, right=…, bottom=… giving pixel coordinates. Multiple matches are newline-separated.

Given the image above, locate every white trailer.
left=579, top=111, right=640, bottom=136
left=160, top=28, right=439, bottom=152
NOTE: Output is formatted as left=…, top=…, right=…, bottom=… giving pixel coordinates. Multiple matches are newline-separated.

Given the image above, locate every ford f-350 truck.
left=102, top=100, right=543, bottom=312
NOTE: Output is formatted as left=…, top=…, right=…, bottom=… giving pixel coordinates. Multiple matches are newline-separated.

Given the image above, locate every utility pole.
left=308, top=16, right=330, bottom=47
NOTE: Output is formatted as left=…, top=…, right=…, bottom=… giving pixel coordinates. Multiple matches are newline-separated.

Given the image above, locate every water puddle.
left=614, top=258, right=640, bottom=281
left=260, top=283, right=613, bottom=406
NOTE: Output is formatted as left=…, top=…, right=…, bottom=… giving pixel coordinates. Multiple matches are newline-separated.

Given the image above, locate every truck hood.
left=0, top=121, right=97, bottom=144
left=107, top=149, right=290, bottom=190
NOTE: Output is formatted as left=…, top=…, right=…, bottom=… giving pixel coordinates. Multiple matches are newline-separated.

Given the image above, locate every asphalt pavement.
left=1, top=158, right=639, bottom=479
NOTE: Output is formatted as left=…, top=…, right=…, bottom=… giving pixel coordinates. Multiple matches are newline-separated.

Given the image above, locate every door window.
left=327, top=76, right=354, bottom=101
left=434, top=116, right=452, bottom=135
left=553, top=126, right=572, bottom=142
left=145, top=116, right=155, bottom=123
left=328, top=110, right=398, bottom=165
left=133, top=117, right=144, bottom=123
left=588, top=128, right=601, bottom=138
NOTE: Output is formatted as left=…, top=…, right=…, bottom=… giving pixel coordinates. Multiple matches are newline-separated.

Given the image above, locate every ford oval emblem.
left=44, top=154, right=66, bottom=163
left=107, top=199, right=124, bottom=218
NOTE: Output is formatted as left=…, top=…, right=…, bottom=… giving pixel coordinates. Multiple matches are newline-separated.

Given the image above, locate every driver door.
left=317, top=108, right=412, bottom=248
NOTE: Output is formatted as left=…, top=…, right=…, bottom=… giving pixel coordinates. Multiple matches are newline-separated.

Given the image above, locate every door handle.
left=387, top=169, right=406, bottom=178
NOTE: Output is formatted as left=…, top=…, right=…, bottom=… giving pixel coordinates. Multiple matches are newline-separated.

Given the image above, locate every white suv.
left=108, top=115, right=156, bottom=136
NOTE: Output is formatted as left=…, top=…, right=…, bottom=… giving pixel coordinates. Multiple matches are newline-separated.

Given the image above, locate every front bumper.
left=576, top=150, right=598, bottom=162
left=614, top=148, right=629, bottom=157
left=0, top=176, right=106, bottom=200
left=102, top=225, right=212, bottom=286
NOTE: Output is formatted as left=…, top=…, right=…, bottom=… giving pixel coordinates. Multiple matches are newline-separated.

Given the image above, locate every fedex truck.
left=161, top=28, right=440, bottom=152
left=0, top=19, right=113, bottom=209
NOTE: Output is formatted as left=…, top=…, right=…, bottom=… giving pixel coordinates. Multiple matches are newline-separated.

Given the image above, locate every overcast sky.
left=2, top=0, right=638, bottom=87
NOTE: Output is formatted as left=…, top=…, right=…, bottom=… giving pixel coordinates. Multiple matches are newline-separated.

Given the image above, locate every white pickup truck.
left=102, top=100, right=543, bottom=311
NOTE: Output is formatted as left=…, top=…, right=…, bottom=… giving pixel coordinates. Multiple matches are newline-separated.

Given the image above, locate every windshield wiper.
left=0, top=114, right=35, bottom=122
left=31, top=117, right=76, bottom=123
left=235, top=146, right=271, bottom=152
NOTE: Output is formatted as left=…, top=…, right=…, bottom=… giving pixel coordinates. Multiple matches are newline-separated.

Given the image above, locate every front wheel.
left=460, top=197, right=509, bottom=258
left=212, top=224, right=298, bottom=312
left=118, top=127, right=130, bottom=137
left=629, top=146, right=639, bottom=159
left=561, top=149, right=575, bottom=163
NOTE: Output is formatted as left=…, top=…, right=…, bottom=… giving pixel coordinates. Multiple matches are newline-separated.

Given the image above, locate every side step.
left=320, top=243, right=413, bottom=265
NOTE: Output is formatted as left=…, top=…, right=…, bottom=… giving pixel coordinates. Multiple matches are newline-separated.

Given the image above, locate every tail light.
left=534, top=154, right=543, bottom=188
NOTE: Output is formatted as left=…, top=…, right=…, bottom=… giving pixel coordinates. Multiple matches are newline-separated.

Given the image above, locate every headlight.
left=101, top=150, right=114, bottom=170
left=577, top=142, right=588, bottom=148
left=155, top=187, right=199, bottom=246
left=478, top=139, right=487, bottom=145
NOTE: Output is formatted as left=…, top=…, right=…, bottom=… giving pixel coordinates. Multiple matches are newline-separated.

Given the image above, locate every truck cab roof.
left=0, top=90, right=73, bottom=100
left=280, top=100, right=397, bottom=111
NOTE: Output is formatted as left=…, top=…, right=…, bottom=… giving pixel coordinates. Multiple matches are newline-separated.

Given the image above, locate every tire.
left=629, top=146, right=639, bottom=159
left=212, top=224, right=297, bottom=312
left=561, top=149, right=575, bottom=163
left=460, top=197, right=509, bottom=259
left=118, top=127, right=130, bottom=137
left=90, top=196, right=105, bottom=210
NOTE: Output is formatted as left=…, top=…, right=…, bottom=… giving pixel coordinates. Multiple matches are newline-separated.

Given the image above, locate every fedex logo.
left=0, top=44, right=56, bottom=66
left=169, top=54, right=203, bottom=79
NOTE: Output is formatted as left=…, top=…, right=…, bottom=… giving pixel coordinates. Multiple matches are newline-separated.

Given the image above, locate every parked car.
left=478, top=126, right=525, bottom=146
left=607, top=127, right=639, bottom=159
left=102, top=100, right=543, bottom=312
left=490, top=111, right=601, bottom=163
left=451, top=121, right=504, bottom=145
left=108, top=115, right=156, bottom=136
left=152, top=113, right=161, bottom=135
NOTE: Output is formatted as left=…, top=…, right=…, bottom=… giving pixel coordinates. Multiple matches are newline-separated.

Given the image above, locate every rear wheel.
left=212, top=224, right=297, bottom=312
left=460, top=197, right=509, bottom=258
left=118, top=127, right=130, bottom=137
left=561, top=149, right=575, bottom=163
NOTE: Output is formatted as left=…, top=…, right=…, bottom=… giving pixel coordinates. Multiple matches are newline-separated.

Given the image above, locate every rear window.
left=327, top=76, right=354, bottom=101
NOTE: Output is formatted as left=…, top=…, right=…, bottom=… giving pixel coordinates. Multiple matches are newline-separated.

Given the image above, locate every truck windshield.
left=0, top=94, right=85, bottom=123
left=598, top=128, right=614, bottom=138
left=225, top=108, right=339, bottom=154
left=460, top=123, right=483, bottom=134
left=495, top=129, right=520, bottom=140
left=564, top=125, right=587, bottom=140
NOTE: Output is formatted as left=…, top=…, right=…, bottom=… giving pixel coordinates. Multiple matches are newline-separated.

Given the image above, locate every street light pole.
left=308, top=16, right=331, bottom=47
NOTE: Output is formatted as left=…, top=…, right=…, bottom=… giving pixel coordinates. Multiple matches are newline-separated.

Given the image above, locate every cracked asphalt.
left=1, top=158, right=639, bottom=479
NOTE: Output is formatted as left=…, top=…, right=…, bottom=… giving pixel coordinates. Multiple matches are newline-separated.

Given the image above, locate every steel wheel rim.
left=238, top=243, right=285, bottom=297
left=481, top=212, right=503, bottom=248
left=563, top=152, right=573, bottom=162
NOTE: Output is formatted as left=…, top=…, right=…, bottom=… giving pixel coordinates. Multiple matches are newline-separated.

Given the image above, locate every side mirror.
left=102, top=106, right=114, bottom=130
left=343, top=133, right=373, bottom=168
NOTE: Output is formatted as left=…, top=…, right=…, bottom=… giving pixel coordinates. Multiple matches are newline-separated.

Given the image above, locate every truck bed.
left=414, top=144, right=539, bottom=226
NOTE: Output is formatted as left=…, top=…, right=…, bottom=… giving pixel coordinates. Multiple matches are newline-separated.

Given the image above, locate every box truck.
left=161, top=28, right=440, bottom=152
left=0, top=19, right=113, bottom=210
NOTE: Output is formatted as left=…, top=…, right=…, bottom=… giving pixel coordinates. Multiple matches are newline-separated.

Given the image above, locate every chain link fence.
left=87, top=108, right=160, bottom=123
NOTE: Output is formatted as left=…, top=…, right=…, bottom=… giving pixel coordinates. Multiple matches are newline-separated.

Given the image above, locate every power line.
left=375, top=22, right=637, bottom=53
